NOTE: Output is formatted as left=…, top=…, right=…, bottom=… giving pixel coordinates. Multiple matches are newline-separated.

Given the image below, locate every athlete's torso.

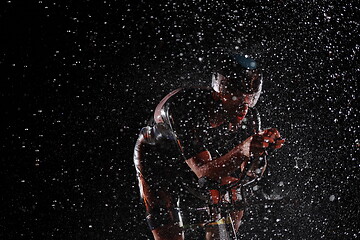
left=164, top=88, right=257, bottom=158
left=139, top=88, right=259, bottom=195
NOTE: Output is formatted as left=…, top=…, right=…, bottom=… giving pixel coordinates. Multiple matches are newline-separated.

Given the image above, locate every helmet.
left=212, top=54, right=263, bottom=107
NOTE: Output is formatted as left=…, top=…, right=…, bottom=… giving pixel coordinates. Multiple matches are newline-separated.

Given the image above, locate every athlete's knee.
left=146, top=206, right=181, bottom=231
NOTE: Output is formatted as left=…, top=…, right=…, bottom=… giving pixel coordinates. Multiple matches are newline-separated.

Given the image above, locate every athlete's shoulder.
left=154, top=87, right=213, bottom=124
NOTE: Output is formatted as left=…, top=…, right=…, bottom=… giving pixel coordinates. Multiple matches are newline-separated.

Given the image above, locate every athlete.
left=133, top=54, right=285, bottom=240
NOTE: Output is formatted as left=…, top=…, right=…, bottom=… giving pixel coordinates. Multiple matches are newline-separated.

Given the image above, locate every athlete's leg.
left=152, top=224, right=183, bottom=240
left=144, top=190, right=184, bottom=240
left=134, top=136, right=184, bottom=239
left=138, top=173, right=183, bottom=240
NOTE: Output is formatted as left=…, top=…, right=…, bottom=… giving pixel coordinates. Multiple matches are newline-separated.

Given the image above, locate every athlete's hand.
left=250, top=128, right=285, bottom=156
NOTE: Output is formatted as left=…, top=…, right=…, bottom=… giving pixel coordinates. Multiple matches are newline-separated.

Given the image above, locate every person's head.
left=212, top=54, right=263, bottom=122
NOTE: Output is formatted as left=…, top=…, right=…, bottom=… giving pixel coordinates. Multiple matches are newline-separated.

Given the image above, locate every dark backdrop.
left=1, top=1, right=358, bottom=239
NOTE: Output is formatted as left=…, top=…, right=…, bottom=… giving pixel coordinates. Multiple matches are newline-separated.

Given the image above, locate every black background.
left=1, top=1, right=359, bottom=239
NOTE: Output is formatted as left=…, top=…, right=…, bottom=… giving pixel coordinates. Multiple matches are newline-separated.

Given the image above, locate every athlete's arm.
left=185, top=128, right=285, bottom=180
